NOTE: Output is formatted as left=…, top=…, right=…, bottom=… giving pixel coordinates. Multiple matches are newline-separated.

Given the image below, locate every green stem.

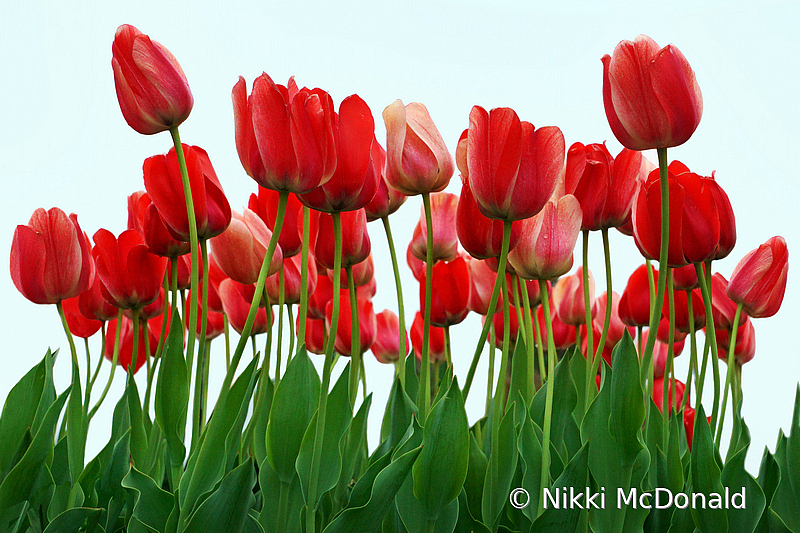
left=519, top=278, right=537, bottom=402
left=681, top=292, right=698, bottom=413
left=347, top=266, right=361, bottom=406
left=89, top=323, right=106, bottom=390
left=486, top=322, right=495, bottom=417
left=582, top=229, right=595, bottom=410
left=419, top=193, right=434, bottom=422
left=695, top=262, right=722, bottom=432
left=297, top=206, right=311, bottom=348
left=83, top=338, right=93, bottom=408
left=589, top=228, right=613, bottom=396
left=307, top=211, right=343, bottom=533
left=662, top=269, right=675, bottom=426
left=443, top=325, right=452, bottom=369
left=191, top=240, right=211, bottom=447
left=224, top=314, right=231, bottom=372
left=276, top=269, right=286, bottom=383
left=142, top=319, right=155, bottom=415
left=382, top=216, right=407, bottom=387
left=533, top=304, right=546, bottom=384
left=463, top=220, right=513, bottom=399
left=88, top=309, right=124, bottom=420
left=288, top=305, right=296, bottom=362
left=500, top=274, right=511, bottom=411
left=539, top=280, right=557, bottom=512
left=715, top=304, right=743, bottom=447
left=129, top=309, right=140, bottom=383
left=169, top=127, right=200, bottom=384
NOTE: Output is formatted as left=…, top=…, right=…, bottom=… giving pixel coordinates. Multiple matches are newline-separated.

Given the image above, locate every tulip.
left=266, top=252, right=318, bottom=305
left=466, top=258, right=502, bottom=315
left=325, top=296, right=376, bottom=356
left=663, top=288, right=706, bottom=332
left=406, top=245, right=426, bottom=282
left=672, top=263, right=698, bottom=291
left=167, top=254, right=192, bottom=291
left=62, top=295, right=103, bottom=339
left=104, top=316, right=160, bottom=373
left=619, top=264, right=658, bottom=328
left=128, top=289, right=165, bottom=321
left=234, top=75, right=337, bottom=193
left=382, top=100, right=454, bottom=195
left=409, top=192, right=459, bottom=263
left=143, top=144, right=232, bottom=242
left=507, top=276, right=544, bottom=309
left=457, top=176, right=522, bottom=260
left=303, top=317, right=327, bottom=355
left=298, top=98, right=378, bottom=212
left=535, top=303, right=577, bottom=350
left=419, top=256, right=471, bottom=328
left=371, top=310, right=409, bottom=364
left=552, top=267, right=595, bottom=326
left=129, top=191, right=192, bottom=258
left=79, top=274, right=119, bottom=322
left=249, top=188, right=307, bottom=258
left=710, top=273, right=749, bottom=331
left=639, top=329, right=685, bottom=379
left=111, top=24, right=193, bottom=135
left=652, top=377, right=686, bottom=414
left=204, top=254, right=228, bottom=314
left=591, top=291, right=633, bottom=350
left=185, top=290, right=225, bottom=340
left=329, top=254, right=374, bottom=289
left=209, top=209, right=283, bottom=285
left=727, top=236, right=789, bottom=318
left=716, top=319, right=755, bottom=366
left=508, top=194, right=583, bottom=281
left=364, top=141, right=407, bottom=221
left=218, top=278, right=272, bottom=335
left=308, top=275, right=333, bottom=320
left=92, top=229, right=166, bottom=310
left=410, top=312, right=446, bottom=363
left=315, top=209, right=371, bottom=269
left=10, top=208, right=94, bottom=305
left=466, top=106, right=564, bottom=221
left=602, top=35, right=702, bottom=150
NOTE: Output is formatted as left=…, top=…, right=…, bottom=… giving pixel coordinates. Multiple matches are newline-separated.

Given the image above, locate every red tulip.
left=662, top=288, right=706, bottom=332
left=234, top=75, right=336, bottom=193
left=552, top=267, right=595, bottom=326
left=128, top=289, right=165, bottom=321
left=326, top=296, right=376, bottom=356
left=365, top=141, right=407, bottom=221
left=328, top=254, right=374, bottom=289
left=488, top=306, right=522, bottom=348
left=507, top=276, right=544, bottom=309
left=266, top=251, right=319, bottom=305
left=10, top=208, right=94, bottom=305
left=536, top=302, right=577, bottom=350
left=315, top=209, right=371, bottom=269
left=409, top=192, right=459, bottom=263
left=218, top=278, right=272, bottom=335
left=406, top=245, right=426, bottom=282
left=248, top=188, right=306, bottom=258
left=457, top=176, right=522, bottom=260
left=303, top=317, right=327, bottom=355
left=619, top=264, right=658, bottom=328
left=466, top=258, right=501, bottom=315
left=507, top=194, right=582, bottom=281
left=602, top=35, right=702, bottom=150
left=185, top=289, right=224, bottom=340
left=382, top=100, right=454, bottom=195
left=92, top=229, right=166, bottom=310
left=128, top=191, right=191, bottom=258
left=466, top=106, right=564, bottom=221
left=62, top=295, right=102, bottom=339
left=716, top=319, right=755, bottom=366
left=298, top=98, right=378, bottom=212
left=410, top=311, right=446, bottom=363
left=652, top=377, right=686, bottom=414
left=111, top=24, right=193, bottom=135
left=672, top=263, right=698, bottom=291
left=79, top=274, right=119, bottom=322
left=143, top=144, right=231, bottom=242
left=419, top=256, right=471, bottom=327
left=591, top=291, right=634, bottom=350
left=209, top=209, right=283, bottom=285
left=632, top=165, right=722, bottom=267
left=371, top=310, right=409, bottom=364
left=710, top=273, right=749, bottom=331
left=205, top=254, right=228, bottom=314
left=104, top=316, right=160, bottom=373
left=640, top=329, right=685, bottom=379
left=167, top=253, right=192, bottom=291
left=727, top=236, right=788, bottom=318
left=308, top=275, right=333, bottom=320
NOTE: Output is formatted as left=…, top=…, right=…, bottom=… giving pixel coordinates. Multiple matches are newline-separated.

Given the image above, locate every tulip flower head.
left=727, top=236, right=788, bottom=318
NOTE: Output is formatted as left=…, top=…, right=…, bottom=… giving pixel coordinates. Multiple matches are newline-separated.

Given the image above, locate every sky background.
left=1, top=0, right=798, bottom=473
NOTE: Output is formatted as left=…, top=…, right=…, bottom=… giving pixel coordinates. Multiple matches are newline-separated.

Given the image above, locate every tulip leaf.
left=464, top=432, right=488, bottom=521
left=183, top=457, right=255, bottom=533
left=335, top=393, right=372, bottom=510
left=481, top=404, right=518, bottom=530
left=41, top=507, right=101, bottom=533
left=530, top=443, right=589, bottom=532
left=770, top=386, right=800, bottom=532
left=155, top=313, right=189, bottom=473
left=690, top=404, right=728, bottom=533
left=66, top=359, right=86, bottom=484
left=516, top=396, right=544, bottom=522
left=122, top=465, right=174, bottom=533
left=380, top=377, right=418, bottom=450
left=257, top=457, right=303, bottom=533
left=127, top=376, right=148, bottom=468
left=266, top=347, right=320, bottom=484
left=721, top=417, right=765, bottom=533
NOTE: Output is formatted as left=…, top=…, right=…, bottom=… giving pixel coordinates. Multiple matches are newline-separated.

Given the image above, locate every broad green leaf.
left=127, top=377, right=148, bottom=468
left=122, top=466, right=174, bottom=533
left=508, top=340, right=529, bottom=408
left=454, top=489, right=491, bottom=533
left=771, top=386, right=800, bottom=531
left=403, top=351, right=419, bottom=404
left=41, top=507, right=101, bottom=533
left=481, top=405, right=518, bottom=530
left=66, top=359, right=86, bottom=484
left=609, top=332, right=645, bottom=463
left=266, top=348, right=320, bottom=484
left=531, top=443, right=590, bottom=532
left=721, top=417, right=765, bottom=533
left=183, top=457, right=256, bottom=533
left=155, top=314, right=189, bottom=472
left=323, top=445, right=422, bottom=533
left=464, top=433, right=488, bottom=521
left=516, top=398, right=543, bottom=522
left=335, top=393, right=372, bottom=510
left=690, top=404, right=728, bottom=533
left=413, top=378, right=469, bottom=520
left=96, top=429, right=131, bottom=532
left=380, top=378, right=418, bottom=451
left=257, top=458, right=303, bottom=533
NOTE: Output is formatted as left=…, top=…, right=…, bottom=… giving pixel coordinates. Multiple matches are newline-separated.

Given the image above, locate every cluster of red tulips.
left=5, top=25, right=792, bottom=533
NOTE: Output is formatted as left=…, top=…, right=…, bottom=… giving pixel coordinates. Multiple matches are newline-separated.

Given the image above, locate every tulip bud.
left=727, top=236, right=788, bottom=318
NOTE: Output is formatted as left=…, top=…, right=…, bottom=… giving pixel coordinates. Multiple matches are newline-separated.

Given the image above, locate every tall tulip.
left=419, top=256, right=471, bottom=327
left=371, top=310, right=409, bottom=364
left=727, top=236, right=789, bottom=318
left=315, top=209, right=371, bottom=269
left=409, top=192, right=459, bottom=263
left=619, top=264, right=658, bottom=328
left=457, top=176, right=521, bottom=260
left=552, top=267, right=595, bottom=326
left=111, top=24, right=193, bottom=135
left=209, top=209, right=283, bottom=285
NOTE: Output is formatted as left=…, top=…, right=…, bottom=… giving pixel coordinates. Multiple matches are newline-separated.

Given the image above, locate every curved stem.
left=419, top=193, right=434, bottom=422
left=581, top=230, right=595, bottom=409
left=538, top=280, right=557, bottom=512
left=297, top=206, right=311, bottom=347
left=88, top=309, right=123, bottom=420
left=715, top=304, right=743, bottom=447
left=347, top=266, right=361, bottom=406
left=382, top=216, right=407, bottom=386
left=169, top=127, right=200, bottom=380
left=463, top=220, right=513, bottom=399
left=129, top=309, right=140, bottom=383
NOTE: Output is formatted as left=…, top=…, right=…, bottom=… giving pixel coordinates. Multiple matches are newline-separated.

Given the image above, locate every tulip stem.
left=444, top=326, right=452, bottom=369
left=224, top=314, right=231, bottom=371
left=694, top=262, right=721, bottom=429
left=382, top=216, right=407, bottom=386
left=88, top=309, right=124, bottom=421
left=419, top=193, right=434, bottom=423
left=715, top=303, right=743, bottom=447
left=143, top=319, right=155, bottom=415
left=581, top=230, right=595, bottom=409
left=463, top=220, right=513, bottom=400
left=276, top=269, right=286, bottom=382
left=519, top=279, right=537, bottom=402
left=486, top=323, right=495, bottom=417
left=589, top=228, right=614, bottom=395
left=681, top=292, right=698, bottom=413
left=89, top=325, right=105, bottom=392
left=288, top=305, right=296, bottom=363
left=191, top=240, right=211, bottom=446
left=169, top=127, right=201, bottom=388
left=83, top=339, right=92, bottom=407
left=641, top=148, right=671, bottom=409
left=297, top=206, right=311, bottom=348
left=662, top=269, right=676, bottom=427
left=539, top=279, right=557, bottom=512
left=347, top=266, right=361, bottom=406
left=501, top=274, right=511, bottom=411
left=307, top=210, right=343, bottom=533
left=533, top=304, right=546, bottom=384
left=130, top=309, right=140, bottom=383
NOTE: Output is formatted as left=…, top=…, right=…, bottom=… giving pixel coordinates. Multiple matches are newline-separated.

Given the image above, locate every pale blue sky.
left=2, top=0, right=798, bottom=471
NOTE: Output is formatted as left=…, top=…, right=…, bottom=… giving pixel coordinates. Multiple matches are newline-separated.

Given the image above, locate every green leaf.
left=42, top=507, right=101, bottom=533
left=403, top=351, right=419, bottom=404
left=721, top=417, right=765, bottom=533
left=413, top=378, right=469, bottom=520
left=531, top=443, right=590, bottom=532
left=122, top=466, right=174, bottom=533
left=0, top=352, right=54, bottom=477
left=127, top=376, right=148, bottom=468
left=690, top=404, right=728, bottom=533
left=516, top=398, right=544, bottom=522
left=481, top=405, right=518, bottom=530
left=183, top=457, right=256, bottom=533
left=609, top=332, right=645, bottom=463
left=464, top=433, right=488, bottom=521
left=66, top=359, right=86, bottom=484
left=335, top=393, right=372, bottom=510
left=771, top=385, right=800, bottom=532
left=324, top=444, right=421, bottom=533
left=266, top=348, right=320, bottom=484
left=380, top=378, right=418, bottom=451
left=0, top=385, right=70, bottom=524
left=257, top=458, right=303, bottom=533
left=296, top=362, right=353, bottom=509
left=155, top=314, right=189, bottom=472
